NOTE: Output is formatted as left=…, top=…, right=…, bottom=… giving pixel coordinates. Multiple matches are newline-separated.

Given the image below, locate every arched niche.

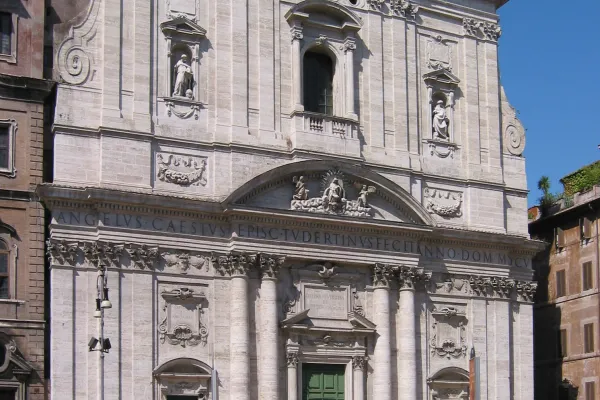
left=154, top=358, right=213, bottom=400
left=427, top=367, right=469, bottom=400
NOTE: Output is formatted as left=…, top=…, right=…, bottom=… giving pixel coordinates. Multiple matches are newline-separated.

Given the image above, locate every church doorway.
left=302, top=363, right=345, bottom=400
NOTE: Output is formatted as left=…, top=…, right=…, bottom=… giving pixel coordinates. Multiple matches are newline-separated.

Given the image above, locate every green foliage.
left=537, top=175, right=556, bottom=208
left=561, top=162, right=600, bottom=196
left=537, top=176, right=551, bottom=196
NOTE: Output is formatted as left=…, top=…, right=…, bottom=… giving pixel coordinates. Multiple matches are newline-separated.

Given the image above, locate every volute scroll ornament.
left=56, top=0, right=100, bottom=85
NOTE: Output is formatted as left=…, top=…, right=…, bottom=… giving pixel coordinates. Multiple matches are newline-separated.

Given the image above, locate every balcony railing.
left=298, top=111, right=358, bottom=138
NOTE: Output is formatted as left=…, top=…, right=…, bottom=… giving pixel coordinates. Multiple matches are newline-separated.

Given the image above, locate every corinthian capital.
left=212, top=252, right=259, bottom=276
left=396, top=266, right=430, bottom=290
left=259, top=254, right=286, bottom=280
left=372, top=264, right=394, bottom=288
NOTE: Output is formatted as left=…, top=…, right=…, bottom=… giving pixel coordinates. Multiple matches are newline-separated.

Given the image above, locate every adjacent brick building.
left=530, top=169, right=600, bottom=400
left=0, top=1, right=54, bottom=399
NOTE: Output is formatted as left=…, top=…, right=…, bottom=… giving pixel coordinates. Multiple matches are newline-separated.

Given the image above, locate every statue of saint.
left=357, top=185, right=376, bottom=207
left=292, top=176, right=309, bottom=200
left=172, top=54, right=193, bottom=97
left=322, top=178, right=346, bottom=211
left=432, top=100, right=450, bottom=140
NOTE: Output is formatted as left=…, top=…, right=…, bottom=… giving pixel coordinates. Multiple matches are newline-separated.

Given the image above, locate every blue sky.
left=497, top=0, right=600, bottom=206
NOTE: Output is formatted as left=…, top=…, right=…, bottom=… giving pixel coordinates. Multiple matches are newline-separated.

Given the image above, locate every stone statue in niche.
left=432, top=100, right=450, bottom=141
left=292, top=176, right=309, bottom=200
left=322, top=178, right=346, bottom=212
left=173, top=54, right=194, bottom=98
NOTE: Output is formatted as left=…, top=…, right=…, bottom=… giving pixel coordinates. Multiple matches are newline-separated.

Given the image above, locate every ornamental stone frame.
left=286, top=0, right=362, bottom=121
left=153, top=358, right=212, bottom=400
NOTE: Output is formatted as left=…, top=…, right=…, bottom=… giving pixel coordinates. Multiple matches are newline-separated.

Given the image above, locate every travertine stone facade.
left=44, top=0, right=540, bottom=398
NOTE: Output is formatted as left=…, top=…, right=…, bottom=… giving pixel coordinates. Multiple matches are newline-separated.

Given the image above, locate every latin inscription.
left=52, top=210, right=532, bottom=268
left=304, top=287, right=347, bottom=319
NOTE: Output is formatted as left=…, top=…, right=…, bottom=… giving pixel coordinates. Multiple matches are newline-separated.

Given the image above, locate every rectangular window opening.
left=586, top=381, right=596, bottom=400
left=584, top=323, right=595, bottom=354
left=556, top=270, right=566, bottom=298
left=583, top=262, right=594, bottom=291
left=0, top=125, right=9, bottom=170
left=558, top=329, right=567, bottom=358
left=0, top=12, right=12, bottom=56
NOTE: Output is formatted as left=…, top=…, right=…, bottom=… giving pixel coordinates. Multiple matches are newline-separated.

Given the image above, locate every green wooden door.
left=302, top=363, right=345, bottom=400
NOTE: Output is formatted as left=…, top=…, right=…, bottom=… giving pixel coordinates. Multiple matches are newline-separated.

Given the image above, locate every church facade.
left=42, top=0, right=541, bottom=399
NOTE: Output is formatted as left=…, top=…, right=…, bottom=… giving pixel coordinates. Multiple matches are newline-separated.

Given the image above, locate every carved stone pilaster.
left=212, top=252, right=259, bottom=277
left=286, top=352, right=299, bottom=367
left=352, top=356, right=366, bottom=371
left=515, top=280, right=537, bottom=302
left=372, top=263, right=393, bottom=288
left=396, top=266, right=430, bottom=290
left=46, top=239, right=78, bottom=265
left=259, top=254, right=286, bottom=280
left=126, top=244, right=159, bottom=269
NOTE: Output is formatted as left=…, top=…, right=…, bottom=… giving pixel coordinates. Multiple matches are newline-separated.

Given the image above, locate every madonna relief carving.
left=290, top=169, right=376, bottom=218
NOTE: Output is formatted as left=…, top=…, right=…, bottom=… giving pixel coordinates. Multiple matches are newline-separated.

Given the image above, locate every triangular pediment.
left=160, top=16, right=207, bottom=38
left=423, top=68, right=460, bottom=86
left=226, top=161, right=434, bottom=226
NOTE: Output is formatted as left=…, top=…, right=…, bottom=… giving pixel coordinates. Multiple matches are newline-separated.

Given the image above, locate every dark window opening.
left=556, top=269, right=566, bottom=298
left=584, top=323, right=595, bottom=353
left=0, top=241, right=8, bottom=299
left=558, top=328, right=567, bottom=358
left=583, top=261, right=594, bottom=291
left=0, top=126, right=9, bottom=169
left=586, top=381, right=596, bottom=400
left=0, top=13, right=12, bottom=56
left=303, top=51, right=334, bottom=116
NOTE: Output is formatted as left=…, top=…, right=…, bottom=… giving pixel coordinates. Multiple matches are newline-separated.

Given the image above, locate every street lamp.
left=89, top=263, right=111, bottom=400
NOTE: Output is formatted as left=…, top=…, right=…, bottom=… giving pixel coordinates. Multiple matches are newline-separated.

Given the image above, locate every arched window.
left=0, top=241, right=8, bottom=299
left=303, top=51, right=334, bottom=116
